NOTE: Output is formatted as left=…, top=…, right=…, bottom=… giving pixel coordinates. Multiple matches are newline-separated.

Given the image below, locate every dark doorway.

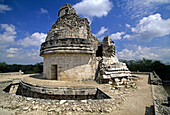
left=96, top=44, right=103, bottom=57
left=51, top=65, right=58, bottom=80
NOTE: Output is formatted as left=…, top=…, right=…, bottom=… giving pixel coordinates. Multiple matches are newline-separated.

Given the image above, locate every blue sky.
left=0, top=0, right=170, bottom=64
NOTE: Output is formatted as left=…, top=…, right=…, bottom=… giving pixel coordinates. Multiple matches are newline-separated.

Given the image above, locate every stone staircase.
left=98, top=57, right=131, bottom=83
left=97, top=36, right=132, bottom=83
left=102, top=62, right=131, bottom=80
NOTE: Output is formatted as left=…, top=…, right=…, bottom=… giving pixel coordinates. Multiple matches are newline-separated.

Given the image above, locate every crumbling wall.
left=102, top=36, right=115, bottom=57
left=96, top=36, right=131, bottom=83
left=45, top=4, right=99, bottom=51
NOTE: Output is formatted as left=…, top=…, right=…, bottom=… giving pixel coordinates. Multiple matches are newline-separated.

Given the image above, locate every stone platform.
left=0, top=73, right=154, bottom=114
left=16, top=75, right=109, bottom=100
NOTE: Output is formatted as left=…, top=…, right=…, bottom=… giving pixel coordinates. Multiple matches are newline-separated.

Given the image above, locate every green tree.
left=120, top=59, right=170, bottom=80
left=0, top=62, right=7, bottom=73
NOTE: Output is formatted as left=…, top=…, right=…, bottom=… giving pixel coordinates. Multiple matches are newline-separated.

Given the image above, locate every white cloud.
left=110, top=32, right=125, bottom=40
left=94, top=26, right=108, bottom=37
left=0, top=24, right=16, bottom=45
left=6, top=48, right=19, bottom=53
left=145, top=0, right=170, bottom=4
left=73, top=0, right=113, bottom=18
left=0, top=24, right=16, bottom=62
left=121, top=0, right=170, bottom=18
left=125, top=23, right=131, bottom=28
left=123, top=34, right=131, bottom=39
left=117, top=49, right=136, bottom=60
left=117, top=46, right=159, bottom=60
left=18, top=32, right=47, bottom=47
left=0, top=24, right=45, bottom=64
left=5, top=48, right=42, bottom=64
left=6, top=48, right=19, bottom=58
left=40, top=8, right=48, bottom=14
left=0, top=4, right=12, bottom=13
left=7, top=54, right=15, bottom=58
left=117, top=45, right=170, bottom=63
left=131, top=13, right=170, bottom=41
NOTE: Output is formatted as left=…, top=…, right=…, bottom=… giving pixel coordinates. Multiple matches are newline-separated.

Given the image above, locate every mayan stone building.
left=40, top=4, right=98, bottom=81
left=40, top=4, right=131, bottom=83
left=2, top=4, right=132, bottom=101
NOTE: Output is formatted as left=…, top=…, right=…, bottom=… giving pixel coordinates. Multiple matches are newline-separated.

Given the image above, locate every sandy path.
left=111, top=74, right=154, bottom=115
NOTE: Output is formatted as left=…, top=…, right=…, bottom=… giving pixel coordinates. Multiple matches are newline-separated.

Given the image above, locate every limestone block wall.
left=43, top=53, right=95, bottom=81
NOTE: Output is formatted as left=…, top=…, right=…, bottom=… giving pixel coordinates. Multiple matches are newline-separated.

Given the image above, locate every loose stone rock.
left=22, top=106, right=29, bottom=111
left=60, top=100, right=66, bottom=104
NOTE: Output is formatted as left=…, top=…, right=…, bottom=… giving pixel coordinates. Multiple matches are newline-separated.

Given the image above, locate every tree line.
left=0, top=62, right=43, bottom=74
left=0, top=58, right=169, bottom=80
left=121, top=58, right=170, bottom=81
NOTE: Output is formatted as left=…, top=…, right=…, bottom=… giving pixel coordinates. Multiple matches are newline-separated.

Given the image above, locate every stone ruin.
left=40, top=4, right=98, bottom=81
left=97, top=36, right=132, bottom=85
left=5, top=4, right=133, bottom=100
left=40, top=4, right=131, bottom=84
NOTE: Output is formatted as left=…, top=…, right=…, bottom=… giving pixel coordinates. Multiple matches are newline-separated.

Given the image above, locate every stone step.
left=102, top=73, right=131, bottom=79
left=106, top=68, right=129, bottom=71
left=110, top=63, right=126, bottom=66
left=110, top=73, right=131, bottom=78
left=102, top=75, right=111, bottom=79
left=104, top=71, right=131, bottom=75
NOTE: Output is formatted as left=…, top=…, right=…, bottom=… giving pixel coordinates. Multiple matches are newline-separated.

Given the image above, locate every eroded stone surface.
left=39, top=4, right=131, bottom=83
left=98, top=36, right=131, bottom=83
left=40, top=4, right=98, bottom=80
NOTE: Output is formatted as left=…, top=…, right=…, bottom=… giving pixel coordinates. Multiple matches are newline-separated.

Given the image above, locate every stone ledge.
left=20, top=81, right=97, bottom=95
left=0, top=72, right=24, bottom=76
left=41, top=38, right=91, bottom=49
left=22, top=76, right=97, bottom=88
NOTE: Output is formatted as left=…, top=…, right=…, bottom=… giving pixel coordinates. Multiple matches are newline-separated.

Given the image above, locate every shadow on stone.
left=145, top=106, right=154, bottom=115
left=29, top=74, right=47, bottom=80
left=3, top=84, right=12, bottom=92
left=148, top=74, right=151, bottom=84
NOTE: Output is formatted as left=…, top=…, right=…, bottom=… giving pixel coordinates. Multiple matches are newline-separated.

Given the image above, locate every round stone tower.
left=40, top=4, right=98, bottom=81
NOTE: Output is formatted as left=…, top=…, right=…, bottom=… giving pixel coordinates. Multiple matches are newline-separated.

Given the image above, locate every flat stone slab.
left=22, top=76, right=97, bottom=88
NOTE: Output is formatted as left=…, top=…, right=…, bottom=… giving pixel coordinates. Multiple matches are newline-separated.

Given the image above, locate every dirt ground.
left=0, top=74, right=154, bottom=115
left=77, top=74, right=154, bottom=115
left=110, top=74, right=154, bottom=115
